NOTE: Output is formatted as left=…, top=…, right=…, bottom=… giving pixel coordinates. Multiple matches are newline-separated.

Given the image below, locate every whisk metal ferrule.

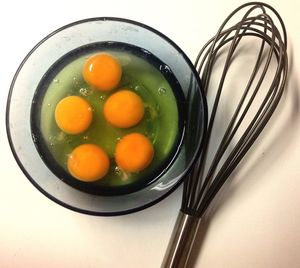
left=161, top=211, right=202, bottom=268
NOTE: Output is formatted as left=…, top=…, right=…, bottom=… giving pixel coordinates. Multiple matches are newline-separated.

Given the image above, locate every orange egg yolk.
left=115, top=133, right=154, bottom=172
left=103, top=89, right=145, bottom=128
left=68, top=144, right=110, bottom=182
left=83, top=53, right=122, bottom=91
left=55, top=96, right=92, bottom=134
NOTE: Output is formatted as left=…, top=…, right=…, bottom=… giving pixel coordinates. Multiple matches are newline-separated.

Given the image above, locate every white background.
left=1, top=0, right=300, bottom=267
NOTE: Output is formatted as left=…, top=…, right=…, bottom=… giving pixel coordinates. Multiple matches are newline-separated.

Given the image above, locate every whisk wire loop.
left=182, top=2, right=288, bottom=217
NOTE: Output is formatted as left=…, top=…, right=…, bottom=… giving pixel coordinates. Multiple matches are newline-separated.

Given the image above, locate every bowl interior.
left=6, top=17, right=207, bottom=216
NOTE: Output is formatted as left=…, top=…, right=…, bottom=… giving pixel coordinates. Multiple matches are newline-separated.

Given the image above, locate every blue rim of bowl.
left=6, top=17, right=208, bottom=216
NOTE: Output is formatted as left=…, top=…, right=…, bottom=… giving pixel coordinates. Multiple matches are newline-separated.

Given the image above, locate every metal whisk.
left=162, top=2, right=288, bottom=267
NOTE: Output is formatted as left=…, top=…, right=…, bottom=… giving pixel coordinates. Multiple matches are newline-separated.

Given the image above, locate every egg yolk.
left=115, top=133, right=154, bottom=172
left=103, top=89, right=145, bottom=128
left=83, top=53, right=122, bottom=91
left=68, top=144, right=110, bottom=182
left=55, top=96, right=93, bottom=134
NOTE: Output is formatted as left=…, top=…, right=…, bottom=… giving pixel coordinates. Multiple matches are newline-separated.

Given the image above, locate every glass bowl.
left=6, top=17, right=207, bottom=216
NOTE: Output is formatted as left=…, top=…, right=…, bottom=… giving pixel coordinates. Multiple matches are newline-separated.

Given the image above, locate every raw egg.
left=68, top=144, right=110, bottom=182
left=115, top=133, right=154, bottom=172
left=55, top=96, right=92, bottom=134
left=104, top=89, right=145, bottom=128
left=83, top=53, right=122, bottom=91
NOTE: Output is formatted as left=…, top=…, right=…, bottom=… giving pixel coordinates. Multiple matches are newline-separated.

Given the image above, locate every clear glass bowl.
left=6, top=17, right=207, bottom=216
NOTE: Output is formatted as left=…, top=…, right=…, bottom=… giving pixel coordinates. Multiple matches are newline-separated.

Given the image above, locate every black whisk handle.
left=161, top=211, right=202, bottom=268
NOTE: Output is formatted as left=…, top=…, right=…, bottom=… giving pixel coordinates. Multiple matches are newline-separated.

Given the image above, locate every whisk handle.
left=161, top=211, right=201, bottom=268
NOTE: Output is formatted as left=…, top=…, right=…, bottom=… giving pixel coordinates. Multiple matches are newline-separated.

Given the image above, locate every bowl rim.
left=6, top=16, right=208, bottom=216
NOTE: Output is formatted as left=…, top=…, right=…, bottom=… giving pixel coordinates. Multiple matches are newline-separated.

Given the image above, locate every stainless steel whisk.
left=162, top=2, right=288, bottom=267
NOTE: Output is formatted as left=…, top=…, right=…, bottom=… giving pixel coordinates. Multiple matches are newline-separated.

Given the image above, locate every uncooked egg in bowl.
left=6, top=17, right=207, bottom=216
